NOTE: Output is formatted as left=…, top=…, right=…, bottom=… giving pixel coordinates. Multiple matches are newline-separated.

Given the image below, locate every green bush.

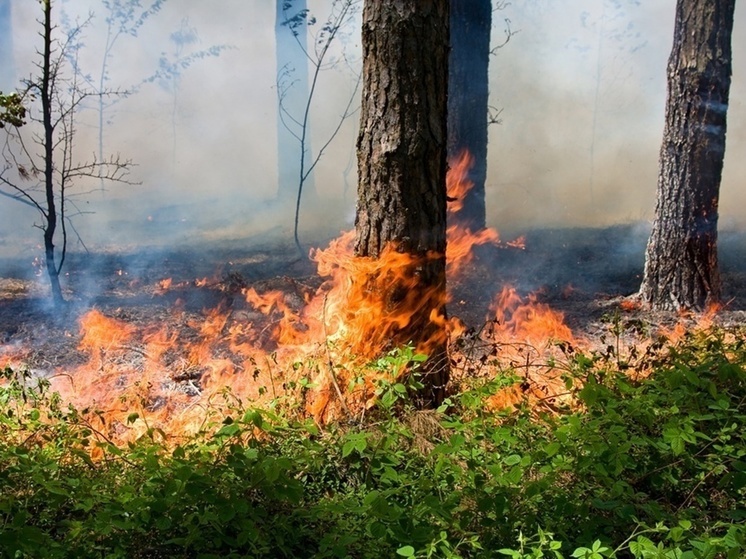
left=0, top=329, right=744, bottom=558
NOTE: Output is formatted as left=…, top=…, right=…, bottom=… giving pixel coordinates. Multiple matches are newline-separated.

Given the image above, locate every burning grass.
left=1, top=145, right=745, bottom=555
left=1, top=326, right=745, bottom=558
left=1, top=149, right=744, bottom=441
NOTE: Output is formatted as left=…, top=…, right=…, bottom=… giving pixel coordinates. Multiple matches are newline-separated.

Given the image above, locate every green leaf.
left=215, top=423, right=241, bottom=438
left=396, top=546, right=416, bottom=557
left=393, top=383, right=408, bottom=395
left=678, top=519, right=692, bottom=531
left=342, top=441, right=356, bottom=458
left=503, top=454, right=522, bottom=466
left=545, top=442, right=561, bottom=457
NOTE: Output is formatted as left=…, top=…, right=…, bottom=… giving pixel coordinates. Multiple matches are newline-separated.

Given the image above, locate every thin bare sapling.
left=0, top=1, right=136, bottom=305
left=277, top=0, right=361, bottom=255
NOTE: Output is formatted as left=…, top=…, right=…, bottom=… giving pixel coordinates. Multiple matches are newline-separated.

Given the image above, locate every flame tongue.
left=311, top=233, right=447, bottom=357
left=2, top=148, right=591, bottom=438
left=489, top=287, right=574, bottom=348
left=445, top=150, right=525, bottom=274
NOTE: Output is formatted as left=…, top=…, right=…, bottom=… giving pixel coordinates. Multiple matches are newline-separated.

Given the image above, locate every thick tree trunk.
left=355, top=0, right=449, bottom=407
left=639, top=0, right=734, bottom=311
left=447, top=0, right=491, bottom=231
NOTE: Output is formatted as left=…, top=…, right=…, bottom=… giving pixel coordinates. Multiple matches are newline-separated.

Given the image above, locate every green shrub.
left=0, top=329, right=744, bottom=558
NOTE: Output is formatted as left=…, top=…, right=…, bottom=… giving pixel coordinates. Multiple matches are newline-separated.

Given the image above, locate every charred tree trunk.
left=447, top=0, right=491, bottom=231
left=355, top=0, right=449, bottom=407
left=639, top=0, right=735, bottom=311
left=41, top=0, right=63, bottom=305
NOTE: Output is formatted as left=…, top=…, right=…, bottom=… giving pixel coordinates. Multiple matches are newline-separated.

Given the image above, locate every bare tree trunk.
left=41, top=0, right=64, bottom=305
left=639, top=0, right=735, bottom=312
left=355, top=0, right=449, bottom=407
left=447, top=0, right=491, bottom=231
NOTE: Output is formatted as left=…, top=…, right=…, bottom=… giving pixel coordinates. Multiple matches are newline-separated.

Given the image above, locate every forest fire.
left=0, top=151, right=579, bottom=438
left=445, top=151, right=525, bottom=274
left=0, top=150, right=718, bottom=442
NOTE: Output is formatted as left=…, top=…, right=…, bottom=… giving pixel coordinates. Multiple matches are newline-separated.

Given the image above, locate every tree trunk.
left=355, top=0, right=449, bottom=407
left=447, top=0, right=491, bottom=231
left=639, top=0, right=735, bottom=311
left=41, top=0, right=63, bottom=306
left=275, top=0, right=315, bottom=203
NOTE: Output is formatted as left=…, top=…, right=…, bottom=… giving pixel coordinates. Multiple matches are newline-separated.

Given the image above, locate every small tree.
left=276, top=0, right=361, bottom=254
left=71, top=0, right=165, bottom=191
left=276, top=0, right=313, bottom=206
left=64, top=1, right=227, bottom=183
left=0, top=0, right=134, bottom=305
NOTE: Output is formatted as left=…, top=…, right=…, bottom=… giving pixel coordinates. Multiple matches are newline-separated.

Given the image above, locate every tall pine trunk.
left=447, top=0, right=491, bottom=231
left=639, top=0, right=735, bottom=311
left=355, top=0, right=449, bottom=407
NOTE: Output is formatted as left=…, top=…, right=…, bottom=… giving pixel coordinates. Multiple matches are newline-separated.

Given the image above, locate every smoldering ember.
left=1, top=2, right=745, bottom=557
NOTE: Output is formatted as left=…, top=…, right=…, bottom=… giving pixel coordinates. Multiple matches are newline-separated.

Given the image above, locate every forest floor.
left=1, top=223, right=745, bottom=390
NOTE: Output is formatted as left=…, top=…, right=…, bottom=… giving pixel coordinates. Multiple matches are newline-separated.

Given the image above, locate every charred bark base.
left=447, top=0, right=491, bottom=231
left=44, top=236, right=64, bottom=306
left=639, top=226, right=720, bottom=311
left=639, top=0, right=734, bottom=312
left=355, top=1, right=450, bottom=407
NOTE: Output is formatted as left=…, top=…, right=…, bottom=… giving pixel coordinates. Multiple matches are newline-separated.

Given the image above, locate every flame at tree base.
left=2, top=148, right=689, bottom=443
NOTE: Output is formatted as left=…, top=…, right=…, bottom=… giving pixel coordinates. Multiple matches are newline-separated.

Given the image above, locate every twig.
left=321, top=293, right=351, bottom=417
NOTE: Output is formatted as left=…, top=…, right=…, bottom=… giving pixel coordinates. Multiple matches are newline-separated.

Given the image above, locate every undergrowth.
left=0, top=327, right=745, bottom=558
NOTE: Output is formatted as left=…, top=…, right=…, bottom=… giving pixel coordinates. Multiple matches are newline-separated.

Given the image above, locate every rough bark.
left=639, top=0, right=735, bottom=311
left=447, top=0, right=491, bottom=231
left=355, top=0, right=449, bottom=407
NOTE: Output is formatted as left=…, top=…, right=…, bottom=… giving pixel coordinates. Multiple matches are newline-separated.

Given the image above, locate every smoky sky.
left=0, top=0, right=12, bottom=90
left=0, top=0, right=744, bottom=266
left=490, top=0, right=745, bottom=230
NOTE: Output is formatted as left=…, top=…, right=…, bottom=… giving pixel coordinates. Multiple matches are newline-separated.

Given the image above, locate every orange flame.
left=445, top=150, right=524, bottom=273
left=4, top=148, right=590, bottom=440
left=487, top=286, right=574, bottom=348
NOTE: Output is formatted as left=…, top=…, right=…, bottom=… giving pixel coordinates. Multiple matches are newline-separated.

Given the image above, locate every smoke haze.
left=0, top=0, right=744, bottom=269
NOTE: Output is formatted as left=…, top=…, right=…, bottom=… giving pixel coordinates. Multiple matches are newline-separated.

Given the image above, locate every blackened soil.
left=1, top=223, right=745, bottom=373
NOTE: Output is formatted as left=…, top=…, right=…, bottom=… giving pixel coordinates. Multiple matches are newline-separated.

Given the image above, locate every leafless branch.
left=488, top=105, right=504, bottom=127
left=490, top=18, right=518, bottom=55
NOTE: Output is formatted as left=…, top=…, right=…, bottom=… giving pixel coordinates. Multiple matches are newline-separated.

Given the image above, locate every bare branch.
left=490, top=18, right=518, bottom=55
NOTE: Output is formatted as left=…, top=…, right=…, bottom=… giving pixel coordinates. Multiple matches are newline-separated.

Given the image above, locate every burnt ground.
left=1, top=223, right=746, bottom=379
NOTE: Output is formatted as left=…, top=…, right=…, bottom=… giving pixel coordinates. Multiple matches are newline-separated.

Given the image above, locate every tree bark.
left=639, top=0, right=735, bottom=311
left=355, top=0, right=449, bottom=407
left=41, top=0, right=64, bottom=306
left=447, top=0, right=491, bottom=231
